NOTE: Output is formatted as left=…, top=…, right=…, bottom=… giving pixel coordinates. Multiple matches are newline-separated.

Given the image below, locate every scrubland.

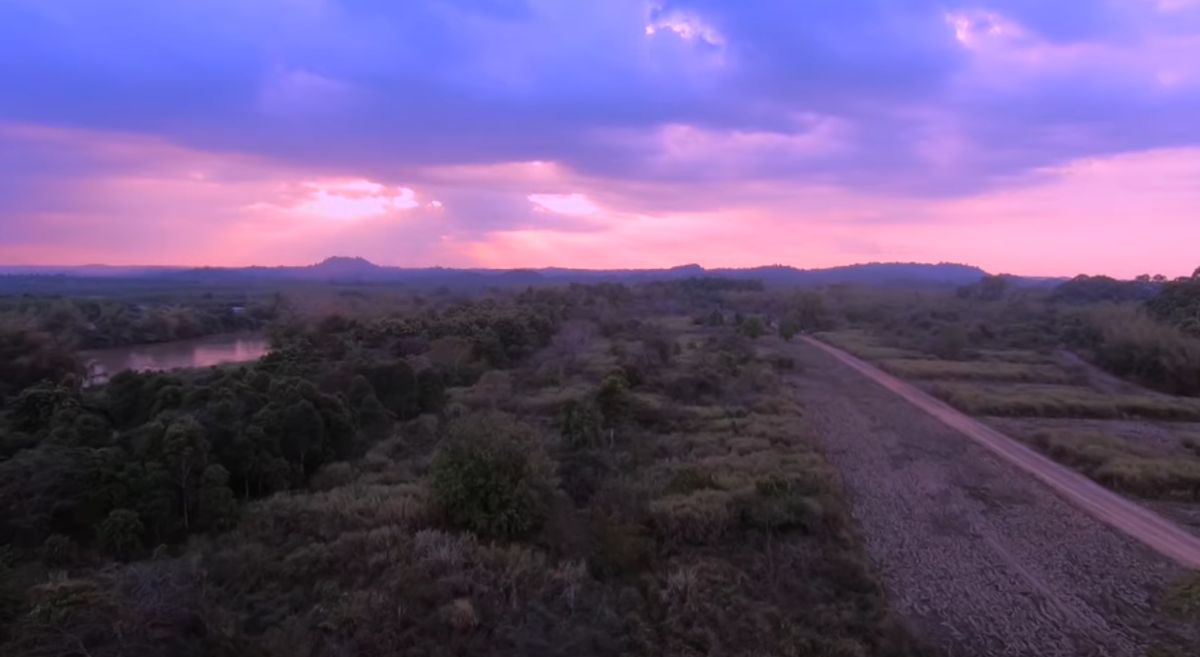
left=5, top=271, right=1200, bottom=655
left=0, top=281, right=925, bottom=657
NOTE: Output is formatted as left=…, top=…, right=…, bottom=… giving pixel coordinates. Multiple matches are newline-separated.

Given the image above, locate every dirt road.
left=788, top=337, right=1199, bottom=656
left=803, top=337, right=1200, bottom=570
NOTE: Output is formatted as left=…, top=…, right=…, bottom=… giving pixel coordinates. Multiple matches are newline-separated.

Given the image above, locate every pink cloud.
left=2, top=121, right=1198, bottom=278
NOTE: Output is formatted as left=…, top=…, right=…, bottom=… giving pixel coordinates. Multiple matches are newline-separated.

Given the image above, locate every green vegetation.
left=1022, top=429, right=1200, bottom=501
left=0, top=280, right=926, bottom=657
left=430, top=414, right=556, bottom=539
left=878, top=358, right=1073, bottom=383
left=1070, top=305, right=1200, bottom=396
left=6, top=266, right=1200, bottom=655
left=1165, top=573, right=1200, bottom=621
left=927, top=382, right=1200, bottom=420
left=1147, top=275, right=1200, bottom=336
left=820, top=329, right=925, bottom=360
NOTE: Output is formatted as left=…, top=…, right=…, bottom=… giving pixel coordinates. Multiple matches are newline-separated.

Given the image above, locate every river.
left=81, top=332, right=271, bottom=386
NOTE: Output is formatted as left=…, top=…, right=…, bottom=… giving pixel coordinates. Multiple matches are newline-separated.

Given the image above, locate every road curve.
left=802, top=336, right=1200, bottom=571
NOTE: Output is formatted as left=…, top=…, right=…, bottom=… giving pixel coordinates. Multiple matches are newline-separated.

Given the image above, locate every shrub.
left=27, top=574, right=109, bottom=625
left=587, top=512, right=655, bottom=579
left=664, top=467, right=721, bottom=495
left=739, top=316, right=767, bottom=339
left=650, top=490, right=734, bottom=545
left=1165, top=573, right=1200, bottom=621
left=430, top=414, right=557, bottom=539
left=735, top=476, right=829, bottom=533
left=1075, top=306, right=1200, bottom=396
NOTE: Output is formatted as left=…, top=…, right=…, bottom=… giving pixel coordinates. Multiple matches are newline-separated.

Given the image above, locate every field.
left=784, top=335, right=1200, bottom=655
left=819, top=328, right=1200, bottom=527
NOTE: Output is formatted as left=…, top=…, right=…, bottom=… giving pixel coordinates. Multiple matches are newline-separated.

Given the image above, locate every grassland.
left=1022, top=429, right=1200, bottom=501
left=878, top=358, right=1074, bottom=384
left=819, top=327, right=1200, bottom=507
left=926, top=382, right=1200, bottom=420
left=818, top=329, right=927, bottom=361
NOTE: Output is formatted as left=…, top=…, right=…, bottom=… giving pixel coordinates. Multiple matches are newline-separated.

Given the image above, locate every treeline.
left=0, top=295, right=281, bottom=350
left=816, top=270, right=1200, bottom=396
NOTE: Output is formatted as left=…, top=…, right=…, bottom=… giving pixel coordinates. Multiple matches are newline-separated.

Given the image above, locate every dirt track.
left=789, top=337, right=1199, bottom=656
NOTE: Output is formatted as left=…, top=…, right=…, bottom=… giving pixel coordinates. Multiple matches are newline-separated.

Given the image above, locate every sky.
left=1, top=0, right=1199, bottom=277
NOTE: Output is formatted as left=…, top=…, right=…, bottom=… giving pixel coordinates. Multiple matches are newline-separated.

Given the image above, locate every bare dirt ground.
left=786, top=337, right=1200, bottom=657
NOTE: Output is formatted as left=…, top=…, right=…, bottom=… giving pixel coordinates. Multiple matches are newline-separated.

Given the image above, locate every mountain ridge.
left=0, top=258, right=1005, bottom=288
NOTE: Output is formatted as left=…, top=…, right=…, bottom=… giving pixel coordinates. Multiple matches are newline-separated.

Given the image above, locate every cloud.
left=3, top=0, right=1199, bottom=192
left=1, top=1, right=1199, bottom=273
left=528, top=193, right=600, bottom=216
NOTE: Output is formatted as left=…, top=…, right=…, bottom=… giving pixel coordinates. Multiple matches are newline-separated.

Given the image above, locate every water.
left=81, top=332, right=270, bottom=385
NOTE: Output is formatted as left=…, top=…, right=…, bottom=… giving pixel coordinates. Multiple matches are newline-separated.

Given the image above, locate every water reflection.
left=82, top=333, right=270, bottom=385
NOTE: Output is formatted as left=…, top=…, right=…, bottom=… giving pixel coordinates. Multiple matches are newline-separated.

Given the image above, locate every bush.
left=664, top=467, right=721, bottom=495
left=588, top=512, right=655, bottom=578
left=735, top=476, right=830, bottom=533
left=1165, top=574, right=1200, bottom=621
left=430, top=414, right=557, bottom=539
left=1075, top=306, right=1200, bottom=396
left=739, top=316, right=767, bottom=339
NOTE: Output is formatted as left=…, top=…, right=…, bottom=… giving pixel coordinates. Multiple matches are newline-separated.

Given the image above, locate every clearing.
left=784, top=336, right=1199, bottom=656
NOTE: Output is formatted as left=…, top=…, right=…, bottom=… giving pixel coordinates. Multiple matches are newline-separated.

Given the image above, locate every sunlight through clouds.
left=527, top=193, right=600, bottom=216
left=293, top=180, right=420, bottom=220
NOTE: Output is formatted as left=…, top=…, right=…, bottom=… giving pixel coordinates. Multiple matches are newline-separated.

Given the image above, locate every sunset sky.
left=2, top=1, right=1199, bottom=277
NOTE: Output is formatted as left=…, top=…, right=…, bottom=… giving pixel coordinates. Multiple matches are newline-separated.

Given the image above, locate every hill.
left=0, top=258, right=991, bottom=289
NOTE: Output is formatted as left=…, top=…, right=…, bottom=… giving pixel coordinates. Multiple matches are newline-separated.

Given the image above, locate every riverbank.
left=80, top=331, right=270, bottom=386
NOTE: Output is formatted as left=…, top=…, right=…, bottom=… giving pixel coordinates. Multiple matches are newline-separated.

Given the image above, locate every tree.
left=10, top=382, right=78, bottom=434
left=279, top=399, right=325, bottom=471
left=430, top=414, right=556, bottom=539
left=560, top=399, right=603, bottom=449
left=739, top=316, right=766, bottom=339
left=161, top=415, right=209, bottom=531
left=595, top=373, right=630, bottom=428
left=97, top=509, right=143, bottom=560
left=196, top=465, right=238, bottom=532
left=364, top=360, right=419, bottom=418
left=348, top=375, right=393, bottom=445
left=779, top=318, right=800, bottom=342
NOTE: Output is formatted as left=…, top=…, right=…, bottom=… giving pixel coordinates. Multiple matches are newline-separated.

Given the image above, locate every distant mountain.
left=712, top=262, right=989, bottom=286
left=0, top=258, right=992, bottom=289
left=0, top=264, right=181, bottom=278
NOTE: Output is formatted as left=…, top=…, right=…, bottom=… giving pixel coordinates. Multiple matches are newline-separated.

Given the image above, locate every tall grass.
left=1024, top=430, right=1200, bottom=501
left=879, top=358, right=1073, bottom=383
left=928, top=382, right=1200, bottom=420
left=1074, top=306, right=1200, bottom=397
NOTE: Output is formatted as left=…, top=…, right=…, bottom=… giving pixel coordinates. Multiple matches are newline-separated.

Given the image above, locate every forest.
left=2, top=271, right=1200, bottom=656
